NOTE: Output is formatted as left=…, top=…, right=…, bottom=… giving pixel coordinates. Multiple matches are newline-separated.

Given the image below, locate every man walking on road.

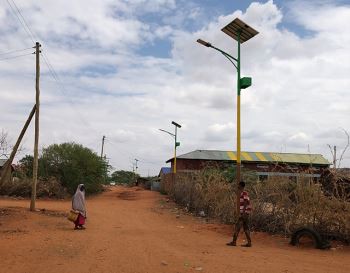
left=227, top=181, right=252, bottom=247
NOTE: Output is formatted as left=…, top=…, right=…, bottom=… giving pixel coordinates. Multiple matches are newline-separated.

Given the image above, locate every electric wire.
left=10, top=0, right=38, bottom=41
left=0, top=47, right=33, bottom=56
left=5, top=0, right=146, bottom=170
left=0, top=52, right=33, bottom=62
left=7, top=0, right=103, bottom=149
left=6, top=0, right=36, bottom=44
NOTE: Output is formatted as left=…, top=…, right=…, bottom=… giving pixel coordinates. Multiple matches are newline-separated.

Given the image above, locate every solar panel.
left=221, top=18, right=259, bottom=43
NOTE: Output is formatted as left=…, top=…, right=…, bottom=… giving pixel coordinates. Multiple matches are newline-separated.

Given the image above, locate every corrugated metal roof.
left=158, top=167, right=172, bottom=177
left=160, top=167, right=171, bottom=174
left=166, top=150, right=330, bottom=165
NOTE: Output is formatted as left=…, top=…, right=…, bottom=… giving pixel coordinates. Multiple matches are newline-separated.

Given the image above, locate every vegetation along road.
left=0, top=186, right=349, bottom=273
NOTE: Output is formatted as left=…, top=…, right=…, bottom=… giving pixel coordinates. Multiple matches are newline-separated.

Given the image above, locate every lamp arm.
left=211, top=45, right=238, bottom=62
left=221, top=52, right=238, bottom=70
left=159, top=129, right=175, bottom=138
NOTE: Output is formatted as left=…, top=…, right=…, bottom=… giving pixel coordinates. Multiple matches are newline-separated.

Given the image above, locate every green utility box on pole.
left=240, top=77, right=252, bottom=89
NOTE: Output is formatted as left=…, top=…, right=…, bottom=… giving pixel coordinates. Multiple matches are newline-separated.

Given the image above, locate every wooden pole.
left=0, top=105, right=36, bottom=187
left=30, top=42, right=40, bottom=211
left=100, top=135, right=105, bottom=158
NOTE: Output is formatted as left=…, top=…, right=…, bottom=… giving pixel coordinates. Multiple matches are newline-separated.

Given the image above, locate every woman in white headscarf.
left=72, top=184, right=87, bottom=230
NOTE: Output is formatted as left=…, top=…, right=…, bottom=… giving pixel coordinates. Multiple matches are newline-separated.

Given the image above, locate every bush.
left=0, top=177, right=67, bottom=198
left=39, top=142, right=105, bottom=194
left=162, top=168, right=350, bottom=243
left=109, top=170, right=138, bottom=185
left=12, top=142, right=106, bottom=195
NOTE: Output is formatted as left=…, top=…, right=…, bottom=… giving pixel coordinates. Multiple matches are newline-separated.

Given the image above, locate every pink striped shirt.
left=240, top=191, right=252, bottom=214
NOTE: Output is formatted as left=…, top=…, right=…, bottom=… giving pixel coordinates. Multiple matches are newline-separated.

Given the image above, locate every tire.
left=290, top=227, right=330, bottom=249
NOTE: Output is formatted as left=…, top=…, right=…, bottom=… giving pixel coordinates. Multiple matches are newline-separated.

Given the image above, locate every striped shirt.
left=240, top=191, right=252, bottom=214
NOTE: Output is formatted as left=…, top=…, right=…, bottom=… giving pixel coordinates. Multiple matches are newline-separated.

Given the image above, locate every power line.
left=10, top=0, right=38, bottom=41
left=0, top=47, right=33, bottom=56
left=6, top=0, right=111, bottom=158
left=6, top=0, right=36, bottom=44
left=0, top=52, right=33, bottom=62
left=40, top=51, right=104, bottom=137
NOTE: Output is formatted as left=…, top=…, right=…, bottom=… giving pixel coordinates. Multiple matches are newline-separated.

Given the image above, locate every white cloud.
left=204, top=122, right=235, bottom=142
left=0, top=0, right=349, bottom=175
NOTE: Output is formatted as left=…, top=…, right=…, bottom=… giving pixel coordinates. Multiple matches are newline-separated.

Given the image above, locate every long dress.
left=72, top=184, right=86, bottom=227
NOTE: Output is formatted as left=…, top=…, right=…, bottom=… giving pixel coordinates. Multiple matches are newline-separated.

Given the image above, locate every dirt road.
left=0, top=186, right=349, bottom=273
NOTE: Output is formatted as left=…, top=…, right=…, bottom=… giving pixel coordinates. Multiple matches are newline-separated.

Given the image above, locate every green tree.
left=110, top=170, right=138, bottom=185
left=39, top=142, right=105, bottom=194
left=18, top=155, right=34, bottom=177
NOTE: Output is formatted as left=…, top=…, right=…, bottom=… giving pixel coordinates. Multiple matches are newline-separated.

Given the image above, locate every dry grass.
left=161, top=168, right=350, bottom=243
left=0, top=177, right=67, bottom=198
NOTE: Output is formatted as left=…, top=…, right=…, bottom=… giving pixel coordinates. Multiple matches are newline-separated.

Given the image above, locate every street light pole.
left=159, top=121, right=181, bottom=174
left=171, top=121, right=181, bottom=174
left=236, top=30, right=241, bottom=209
left=197, top=18, right=258, bottom=216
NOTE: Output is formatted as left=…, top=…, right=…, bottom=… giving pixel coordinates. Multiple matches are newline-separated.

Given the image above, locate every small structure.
left=166, top=150, right=330, bottom=181
left=153, top=167, right=172, bottom=191
left=158, top=167, right=171, bottom=179
left=0, top=158, right=15, bottom=182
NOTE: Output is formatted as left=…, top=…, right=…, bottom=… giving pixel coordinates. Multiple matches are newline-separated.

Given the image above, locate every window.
left=258, top=175, right=268, bottom=182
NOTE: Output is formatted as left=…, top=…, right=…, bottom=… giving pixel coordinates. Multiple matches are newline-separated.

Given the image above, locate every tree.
left=39, top=142, right=105, bottom=194
left=17, top=155, right=34, bottom=177
left=328, top=128, right=350, bottom=169
left=0, top=130, right=9, bottom=159
left=110, top=170, right=138, bottom=185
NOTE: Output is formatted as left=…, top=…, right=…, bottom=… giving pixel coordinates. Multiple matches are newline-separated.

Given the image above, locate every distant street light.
left=159, top=121, right=181, bottom=173
left=197, top=18, right=258, bottom=215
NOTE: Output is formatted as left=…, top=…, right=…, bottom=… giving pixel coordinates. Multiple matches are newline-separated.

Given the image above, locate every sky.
left=0, top=0, right=349, bottom=176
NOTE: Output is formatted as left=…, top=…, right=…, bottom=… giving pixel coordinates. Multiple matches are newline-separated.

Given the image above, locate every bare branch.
left=0, top=130, right=9, bottom=158
left=338, top=128, right=350, bottom=168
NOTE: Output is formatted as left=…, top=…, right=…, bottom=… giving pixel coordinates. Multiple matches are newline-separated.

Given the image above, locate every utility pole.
left=333, top=146, right=337, bottom=170
left=132, top=164, right=135, bottom=185
left=0, top=105, right=36, bottom=186
left=30, top=42, right=41, bottom=211
left=134, top=159, right=139, bottom=185
left=104, top=155, right=108, bottom=183
left=134, top=158, right=139, bottom=173
left=101, top=135, right=106, bottom=159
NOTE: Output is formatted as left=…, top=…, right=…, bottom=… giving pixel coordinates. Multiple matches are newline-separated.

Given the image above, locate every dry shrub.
left=162, top=168, right=350, bottom=243
left=321, top=169, right=350, bottom=201
left=251, top=176, right=350, bottom=242
left=0, top=177, right=67, bottom=198
left=166, top=169, right=236, bottom=223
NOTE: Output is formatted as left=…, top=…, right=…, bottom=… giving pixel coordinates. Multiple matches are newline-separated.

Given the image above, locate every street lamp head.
left=172, top=121, right=181, bottom=128
left=197, top=39, right=212, bottom=47
left=221, top=18, right=258, bottom=44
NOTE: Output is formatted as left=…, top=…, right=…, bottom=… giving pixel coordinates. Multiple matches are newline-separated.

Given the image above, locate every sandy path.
left=0, top=186, right=349, bottom=273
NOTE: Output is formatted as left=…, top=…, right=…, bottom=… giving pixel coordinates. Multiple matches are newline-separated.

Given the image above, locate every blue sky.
left=0, top=0, right=349, bottom=174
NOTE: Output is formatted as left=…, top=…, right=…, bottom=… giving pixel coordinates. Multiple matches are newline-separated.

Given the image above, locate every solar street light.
left=197, top=18, right=258, bottom=215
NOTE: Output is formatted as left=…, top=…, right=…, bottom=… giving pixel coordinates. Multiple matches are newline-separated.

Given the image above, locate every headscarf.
left=72, top=184, right=86, bottom=217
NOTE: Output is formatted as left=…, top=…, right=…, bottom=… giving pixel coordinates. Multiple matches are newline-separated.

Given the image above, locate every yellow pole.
left=236, top=90, right=241, bottom=214
left=236, top=31, right=241, bottom=216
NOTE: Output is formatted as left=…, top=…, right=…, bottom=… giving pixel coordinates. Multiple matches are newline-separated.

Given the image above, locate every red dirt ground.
left=0, top=186, right=349, bottom=273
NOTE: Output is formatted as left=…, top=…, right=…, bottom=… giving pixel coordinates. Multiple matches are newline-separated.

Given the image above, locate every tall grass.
left=161, top=168, right=350, bottom=243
